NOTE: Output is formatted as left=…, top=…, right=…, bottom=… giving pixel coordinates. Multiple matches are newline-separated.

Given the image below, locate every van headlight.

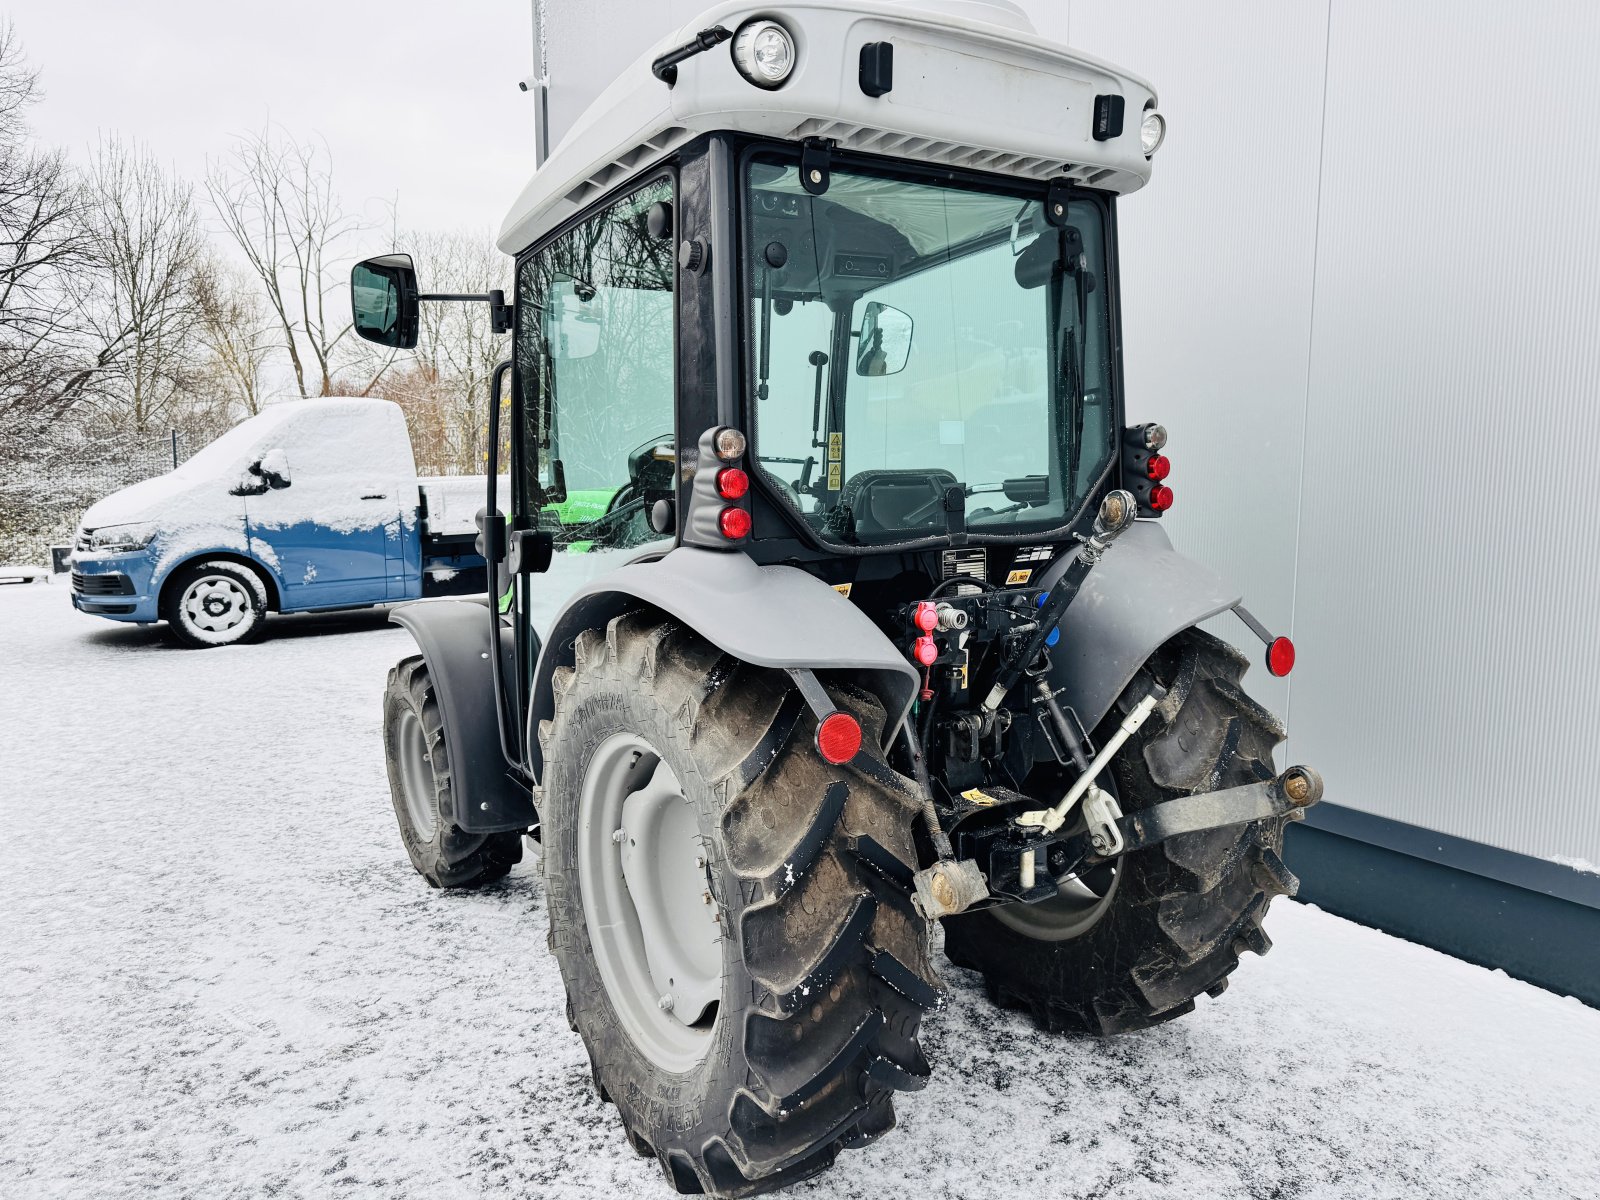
left=731, top=19, right=795, bottom=89
left=88, top=523, right=157, bottom=552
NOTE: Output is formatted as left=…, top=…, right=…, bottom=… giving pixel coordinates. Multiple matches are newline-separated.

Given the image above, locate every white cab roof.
left=497, top=0, right=1158, bottom=255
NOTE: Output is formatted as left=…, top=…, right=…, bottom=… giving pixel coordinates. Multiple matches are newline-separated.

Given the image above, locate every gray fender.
left=526, top=546, right=918, bottom=780
left=389, top=599, right=538, bottom=833
left=1041, top=521, right=1242, bottom=733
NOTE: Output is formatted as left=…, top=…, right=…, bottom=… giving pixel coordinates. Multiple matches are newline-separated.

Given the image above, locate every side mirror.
left=546, top=279, right=602, bottom=360
left=855, top=301, right=913, bottom=376
left=351, top=253, right=419, bottom=349
left=257, top=448, right=291, bottom=489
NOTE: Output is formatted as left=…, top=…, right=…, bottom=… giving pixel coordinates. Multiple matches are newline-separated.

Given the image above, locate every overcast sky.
left=6, top=0, right=539, bottom=248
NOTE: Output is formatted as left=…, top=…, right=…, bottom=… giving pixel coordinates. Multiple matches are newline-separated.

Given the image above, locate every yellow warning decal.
left=1006, top=568, right=1033, bottom=585
left=832, top=582, right=853, bottom=598
left=827, top=462, right=842, bottom=489
left=827, top=432, right=843, bottom=462
left=960, top=788, right=999, bottom=807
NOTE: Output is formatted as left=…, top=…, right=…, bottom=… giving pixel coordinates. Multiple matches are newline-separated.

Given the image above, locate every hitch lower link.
left=917, top=764, right=1323, bottom=919
left=911, top=684, right=1324, bottom=920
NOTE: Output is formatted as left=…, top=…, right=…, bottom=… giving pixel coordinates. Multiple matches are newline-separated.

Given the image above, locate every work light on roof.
left=1140, top=110, right=1166, bottom=157
left=732, top=19, right=795, bottom=89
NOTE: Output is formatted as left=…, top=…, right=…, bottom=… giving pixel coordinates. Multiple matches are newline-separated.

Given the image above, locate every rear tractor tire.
left=382, top=655, right=523, bottom=888
left=944, top=628, right=1296, bottom=1035
left=541, top=612, right=941, bottom=1196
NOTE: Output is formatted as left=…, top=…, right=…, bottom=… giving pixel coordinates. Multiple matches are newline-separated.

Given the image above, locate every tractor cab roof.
left=497, top=0, right=1159, bottom=256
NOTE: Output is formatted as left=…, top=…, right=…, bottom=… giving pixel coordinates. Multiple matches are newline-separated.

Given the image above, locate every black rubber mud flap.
left=390, top=599, right=536, bottom=833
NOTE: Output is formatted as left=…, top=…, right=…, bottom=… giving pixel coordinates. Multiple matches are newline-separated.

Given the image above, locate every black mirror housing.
left=351, top=253, right=420, bottom=349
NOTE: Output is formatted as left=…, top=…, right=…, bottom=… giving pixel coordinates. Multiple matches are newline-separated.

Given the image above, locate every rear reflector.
left=1267, top=636, right=1295, bottom=677
left=816, top=711, right=863, bottom=765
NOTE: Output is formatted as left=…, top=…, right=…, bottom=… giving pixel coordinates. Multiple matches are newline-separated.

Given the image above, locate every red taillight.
left=1146, top=454, right=1171, bottom=481
left=1267, top=636, right=1295, bottom=677
left=816, top=711, right=863, bottom=765
left=1149, top=484, right=1174, bottom=512
left=716, top=467, right=749, bottom=500
left=718, top=506, right=752, bottom=540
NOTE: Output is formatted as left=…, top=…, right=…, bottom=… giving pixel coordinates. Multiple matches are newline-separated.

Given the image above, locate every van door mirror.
left=231, top=449, right=291, bottom=496
left=257, top=448, right=291, bottom=489
left=546, top=279, right=602, bottom=360
left=855, top=302, right=913, bottom=376
left=351, top=253, right=419, bottom=349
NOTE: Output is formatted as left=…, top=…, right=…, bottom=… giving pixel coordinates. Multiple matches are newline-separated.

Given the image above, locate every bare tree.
left=72, top=136, right=208, bottom=433
left=193, top=255, right=273, bottom=417
left=206, top=128, right=364, bottom=398
left=0, top=21, right=93, bottom=425
left=407, top=226, right=510, bottom=469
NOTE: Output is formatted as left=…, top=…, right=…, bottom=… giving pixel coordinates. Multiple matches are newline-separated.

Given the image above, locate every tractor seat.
left=837, top=469, right=959, bottom=536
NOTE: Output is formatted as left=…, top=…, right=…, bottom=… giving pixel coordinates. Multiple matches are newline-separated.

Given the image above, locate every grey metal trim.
left=390, top=600, right=539, bottom=834
left=1040, top=520, right=1242, bottom=733
left=525, top=546, right=919, bottom=779
left=1285, top=819, right=1600, bottom=1009
left=1302, top=801, right=1600, bottom=911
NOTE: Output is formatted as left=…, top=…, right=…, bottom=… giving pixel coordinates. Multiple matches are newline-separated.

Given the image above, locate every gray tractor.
left=353, top=3, right=1321, bottom=1194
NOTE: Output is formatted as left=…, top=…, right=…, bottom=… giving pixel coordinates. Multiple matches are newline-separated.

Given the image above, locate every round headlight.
left=731, top=19, right=795, bottom=89
left=1140, top=110, right=1166, bottom=157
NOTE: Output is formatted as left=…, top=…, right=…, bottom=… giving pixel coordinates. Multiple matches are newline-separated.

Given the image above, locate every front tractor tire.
left=382, top=655, right=523, bottom=888
left=944, top=628, right=1296, bottom=1035
left=541, top=613, right=940, bottom=1197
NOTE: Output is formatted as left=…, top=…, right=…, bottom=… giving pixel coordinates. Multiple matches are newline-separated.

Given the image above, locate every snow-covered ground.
left=3, top=580, right=1598, bottom=1200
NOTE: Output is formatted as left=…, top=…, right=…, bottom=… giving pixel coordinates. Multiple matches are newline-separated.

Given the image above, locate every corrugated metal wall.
left=1063, top=0, right=1600, bottom=865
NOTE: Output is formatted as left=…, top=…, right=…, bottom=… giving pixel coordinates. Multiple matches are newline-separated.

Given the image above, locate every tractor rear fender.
left=1039, top=520, right=1243, bottom=732
left=389, top=599, right=539, bottom=834
left=526, top=546, right=919, bottom=780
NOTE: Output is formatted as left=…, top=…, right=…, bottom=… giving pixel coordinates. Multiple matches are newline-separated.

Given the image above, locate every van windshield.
left=742, top=154, right=1116, bottom=546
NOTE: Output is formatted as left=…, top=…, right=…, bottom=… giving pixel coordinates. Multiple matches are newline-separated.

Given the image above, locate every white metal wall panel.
left=1064, top=0, right=1600, bottom=864
left=1291, top=0, right=1600, bottom=863
left=1061, top=1, right=1332, bottom=723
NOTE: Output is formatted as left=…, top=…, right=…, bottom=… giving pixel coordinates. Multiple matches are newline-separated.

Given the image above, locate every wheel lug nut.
left=657, top=994, right=674, bottom=1012
left=612, top=828, right=625, bottom=843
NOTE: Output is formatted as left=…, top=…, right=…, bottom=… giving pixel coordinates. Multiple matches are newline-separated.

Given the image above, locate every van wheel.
left=161, top=560, right=269, bottom=648
left=383, top=655, right=523, bottom=888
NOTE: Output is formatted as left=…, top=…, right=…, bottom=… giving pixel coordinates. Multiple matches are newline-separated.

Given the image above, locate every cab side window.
left=515, top=177, right=675, bottom=561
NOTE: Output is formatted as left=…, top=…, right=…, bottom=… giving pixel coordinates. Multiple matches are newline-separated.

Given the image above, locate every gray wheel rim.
left=395, top=709, right=438, bottom=841
left=989, top=861, right=1121, bottom=941
left=578, top=732, right=721, bottom=1073
left=180, top=575, right=253, bottom=641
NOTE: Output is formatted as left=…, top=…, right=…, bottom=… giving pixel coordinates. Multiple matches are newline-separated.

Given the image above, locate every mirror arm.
left=418, top=289, right=515, bottom=335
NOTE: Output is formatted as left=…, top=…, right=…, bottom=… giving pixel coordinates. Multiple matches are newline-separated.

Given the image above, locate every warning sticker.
left=827, top=462, right=842, bottom=489
left=832, top=582, right=853, bottom=598
left=827, top=432, right=843, bottom=462
left=960, top=788, right=999, bottom=807
left=1006, top=568, right=1033, bottom=585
